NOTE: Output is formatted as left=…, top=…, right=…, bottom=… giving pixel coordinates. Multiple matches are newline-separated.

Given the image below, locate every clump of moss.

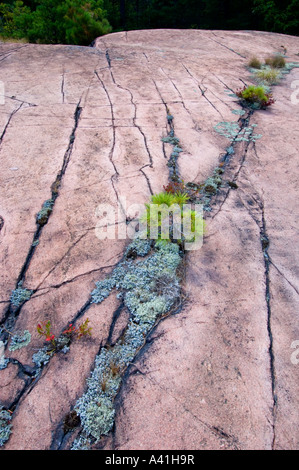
left=236, top=85, right=274, bottom=109
left=162, top=135, right=180, bottom=145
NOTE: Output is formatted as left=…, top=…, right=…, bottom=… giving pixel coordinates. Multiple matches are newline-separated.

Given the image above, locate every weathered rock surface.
left=0, top=29, right=299, bottom=450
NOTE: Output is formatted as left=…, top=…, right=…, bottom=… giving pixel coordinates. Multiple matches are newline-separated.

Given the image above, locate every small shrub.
left=265, top=54, right=286, bottom=68
left=236, top=85, right=275, bottom=109
left=248, top=56, right=262, bottom=69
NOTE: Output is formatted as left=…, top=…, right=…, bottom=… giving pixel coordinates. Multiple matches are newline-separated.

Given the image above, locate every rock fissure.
left=260, top=204, right=277, bottom=449
left=0, top=103, right=24, bottom=147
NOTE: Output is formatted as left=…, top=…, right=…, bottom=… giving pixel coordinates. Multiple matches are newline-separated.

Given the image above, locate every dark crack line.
left=139, top=164, right=154, bottom=195
left=61, top=71, right=65, bottom=104
left=260, top=204, right=277, bottom=449
left=94, top=70, right=125, bottom=218
left=95, top=67, right=154, bottom=199
left=269, top=260, right=299, bottom=297
left=101, top=64, right=154, bottom=176
left=181, top=63, right=223, bottom=117
left=0, top=103, right=24, bottom=147
left=0, top=99, right=83, bottom=335
left=237, top=186, right=277, bottom=448
left=208, top=32, right=247, bottom=59
left=0, top=44, right=29, bottom=63
left=160, top=67, right=204, bottom=132
left=114, top=77, right=153, bottom=168
left=94, top=70, right=118, bottom=178
left=34, top=231, right=89, bottom=291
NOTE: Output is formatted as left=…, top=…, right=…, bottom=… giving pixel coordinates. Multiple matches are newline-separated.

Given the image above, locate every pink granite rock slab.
left=0, top=29, right=299, bottom=450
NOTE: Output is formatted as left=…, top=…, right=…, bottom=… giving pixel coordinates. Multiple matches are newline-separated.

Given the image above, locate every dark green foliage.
left=253, top=0, right=299, bottom=35
left=1, top=0, right=298, bottom=46
left=0, top=0, right=112, bottom=44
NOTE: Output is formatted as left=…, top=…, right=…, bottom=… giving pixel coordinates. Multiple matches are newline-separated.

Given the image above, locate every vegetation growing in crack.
left=248, top=55, right=299, bottom=87
left=0, top=341, right=9, bottom=370
left=264, top=54, right=286, bottom=69
left=72, top=238, right=183, bottom=449
left=236, top=85, right=275, bottom=109
left=35, top=318, right=92, bottom=357
left=36, top=199, right=54, bottom=226
left=0, top=405, right=12, bottom=447
left=248, top=56, right=262, bottom=69
left=254, top=68, right=281, bottom=85
left=214, top=121, right=262, bottom=143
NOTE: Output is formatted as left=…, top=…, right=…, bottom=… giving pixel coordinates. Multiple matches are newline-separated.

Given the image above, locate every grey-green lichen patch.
left=10, top=282, right=33, bottom=307
left=214, top=121, right=262, bottom=143
left=31, top=333, right=71, bottom=373
left=124, top=237, right=152, bottom=258
left=8, top=330, right=31, bottom=351
left=32, top=346, right=52, bottom=371
left=162, top=135, right=180, bottom=145
left=231, top=109, right=246, bottom=115
left=76, top=397, right=115, bottom=443
left=0, top=406, right=12, bottom=447
left=72, top=239, right=182, bottom=449
left=0, top=341, right=9, bottom=370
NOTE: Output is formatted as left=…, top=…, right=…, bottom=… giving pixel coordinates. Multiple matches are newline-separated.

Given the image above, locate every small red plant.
left=163, top=181, right=185, bottom=194
left=37, top=320, right=56, bottom=346
left=63, top=318, right=92, bottom=339
left=37, top=318, right=92, bottom=350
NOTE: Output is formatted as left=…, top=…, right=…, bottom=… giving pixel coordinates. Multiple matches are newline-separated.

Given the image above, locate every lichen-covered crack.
left=0, top=97, right=83, bottom=356
left=237, top=186, right=277, bottom=448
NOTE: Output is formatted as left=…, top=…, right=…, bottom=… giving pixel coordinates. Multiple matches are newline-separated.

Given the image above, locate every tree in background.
left=0, top=0, right=111, bottom=44
left=102, top=0, right=264, bottom=32
left=253, top=0, right=299, bottom=35
left=1, top=0, right=298, bottom=44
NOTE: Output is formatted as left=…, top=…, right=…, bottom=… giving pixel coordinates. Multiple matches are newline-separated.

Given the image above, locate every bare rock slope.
left=0, top=29, right=299, bottom=450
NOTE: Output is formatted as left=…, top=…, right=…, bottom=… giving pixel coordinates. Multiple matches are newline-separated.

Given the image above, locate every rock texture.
left=0, top=29, right=299, bottom=450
